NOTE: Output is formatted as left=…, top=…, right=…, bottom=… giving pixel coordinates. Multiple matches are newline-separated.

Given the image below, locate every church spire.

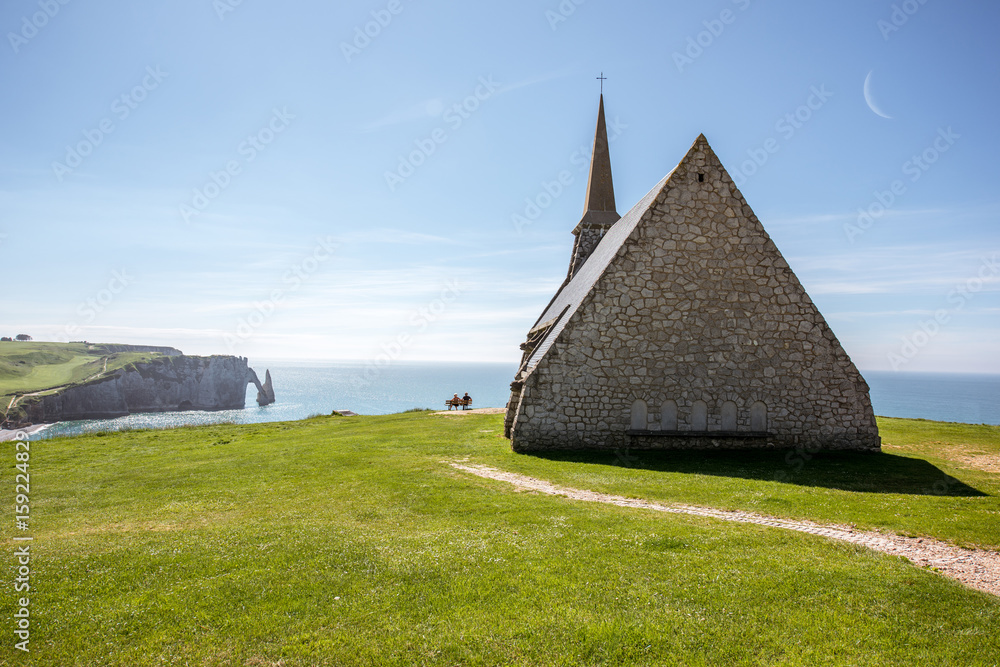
left=564, top=93, right=621, bottom=283
left=580, top=94, right=619, bottom=225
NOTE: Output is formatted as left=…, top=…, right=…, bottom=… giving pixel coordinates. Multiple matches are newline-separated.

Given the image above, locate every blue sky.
left=1, top=0, right=997, bottom=373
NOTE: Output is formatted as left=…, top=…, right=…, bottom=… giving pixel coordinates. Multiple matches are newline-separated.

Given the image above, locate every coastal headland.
left=1, top=341, right=273, bottom=428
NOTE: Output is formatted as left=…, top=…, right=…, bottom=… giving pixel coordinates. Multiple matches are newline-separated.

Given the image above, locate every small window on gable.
left=697, top=173, right=705, bottom=183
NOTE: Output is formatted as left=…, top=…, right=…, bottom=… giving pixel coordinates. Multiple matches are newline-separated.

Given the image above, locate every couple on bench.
left=446, top=393, right=472, bottom=410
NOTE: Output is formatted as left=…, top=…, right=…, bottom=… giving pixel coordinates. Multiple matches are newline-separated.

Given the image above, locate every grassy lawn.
left=2, top=413, right=997, bottom=665
left=475, top=417, right=1000, bottom=550
left=0, top=342, right=163, bottom=409
left=0, top=343, right=97, bottom=397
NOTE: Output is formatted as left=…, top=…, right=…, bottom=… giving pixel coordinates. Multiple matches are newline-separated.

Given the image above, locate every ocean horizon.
left=30, top=362, right=1000, bottom=440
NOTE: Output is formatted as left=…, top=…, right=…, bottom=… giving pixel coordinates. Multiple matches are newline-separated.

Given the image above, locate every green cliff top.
left=0, top=341, right=168, bottom=408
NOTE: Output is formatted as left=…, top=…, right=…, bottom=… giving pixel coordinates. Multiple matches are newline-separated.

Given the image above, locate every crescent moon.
left=864, top=70, right=893, bottom=120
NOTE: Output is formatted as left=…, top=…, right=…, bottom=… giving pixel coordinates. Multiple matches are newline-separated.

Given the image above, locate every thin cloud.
left=360, top=70, right=570, bottom=132
left=806, top=275, right=1000, bottom=296
left=361, top=98, right=447, bottom=132
left=767, top=208, right=947, bottom=227
left=341, top=228, right=471, bottom=247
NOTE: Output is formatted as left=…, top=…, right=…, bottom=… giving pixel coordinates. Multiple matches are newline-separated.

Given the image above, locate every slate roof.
left=523, top=144, right=691, bottom=371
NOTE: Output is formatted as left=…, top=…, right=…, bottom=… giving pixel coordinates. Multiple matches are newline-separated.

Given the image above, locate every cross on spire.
left=597, top=72, right=607, bottom=94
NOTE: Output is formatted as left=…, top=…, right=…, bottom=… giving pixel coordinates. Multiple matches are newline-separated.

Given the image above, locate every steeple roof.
left=578, top=94, right=619, bottom=227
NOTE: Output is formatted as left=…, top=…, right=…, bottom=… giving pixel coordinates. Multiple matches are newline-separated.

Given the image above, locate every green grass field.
left=0, top=342, right=163, bottom=413
left=2, top=413, right=998, bottom=665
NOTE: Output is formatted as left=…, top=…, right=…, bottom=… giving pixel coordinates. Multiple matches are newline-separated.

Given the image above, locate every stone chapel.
left=504, top=95, right=881, bottom=453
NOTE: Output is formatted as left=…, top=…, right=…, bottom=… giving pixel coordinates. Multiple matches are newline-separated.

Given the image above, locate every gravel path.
left=451, top=463, right=1000, bottom=597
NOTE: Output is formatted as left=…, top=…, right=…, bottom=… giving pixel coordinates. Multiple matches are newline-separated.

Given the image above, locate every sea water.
left=37, top=361, right=518, bottom=439
left=33, top=363, right=1000, bottom=439
left=865, top=371, right=1000, bottom=426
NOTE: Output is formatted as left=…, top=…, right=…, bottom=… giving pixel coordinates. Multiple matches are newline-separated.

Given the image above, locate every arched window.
left=661, top=400, right=678, bottom=431
left=691, top=400, right=708, bottom=431
left=751, top=402, right=768, bottom=432
left=721, top=401, right=738, bottom=431
left=630, top=399, right=648, bottom=431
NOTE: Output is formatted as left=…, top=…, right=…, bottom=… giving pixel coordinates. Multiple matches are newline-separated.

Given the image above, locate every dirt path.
left=435, top=407, right=506, bottom=416
left=5, top=356, right=111, bottom=416
left=82, top=356, right=108, bottom=383
left=7, top=387, right=54, bottom=414
left=451, top=463, right=1000, bottom=598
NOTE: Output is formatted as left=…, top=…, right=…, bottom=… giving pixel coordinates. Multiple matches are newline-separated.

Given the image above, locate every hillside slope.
left=0, top=341, right=179, bottom=402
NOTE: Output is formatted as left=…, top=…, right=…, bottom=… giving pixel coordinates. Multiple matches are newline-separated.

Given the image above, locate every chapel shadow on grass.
left=526, top=449, right=987, bottom=497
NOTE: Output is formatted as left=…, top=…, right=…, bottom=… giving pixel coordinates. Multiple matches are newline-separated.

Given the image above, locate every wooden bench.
left=445, top=398, right=473, bottom=411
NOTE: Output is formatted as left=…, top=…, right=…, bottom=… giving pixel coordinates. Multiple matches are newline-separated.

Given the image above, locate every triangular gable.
left=524, top=147, right=687, bottom=370
left=526, top=133, right=847, bottom=375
